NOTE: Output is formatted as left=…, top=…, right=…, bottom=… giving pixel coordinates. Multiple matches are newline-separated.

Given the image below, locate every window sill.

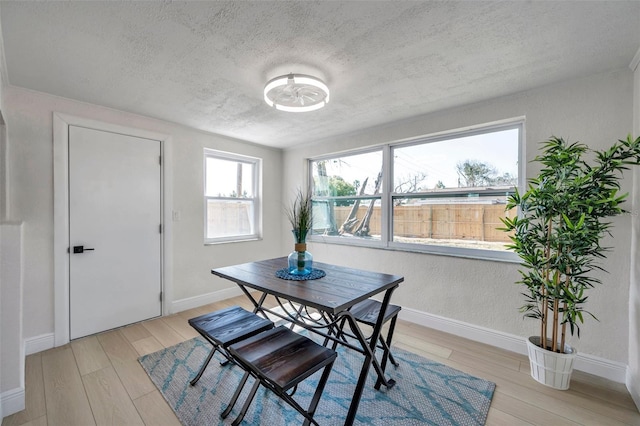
left=308, top=235, right=520, bottom=263
left=205, top=236, right=262, bottom=246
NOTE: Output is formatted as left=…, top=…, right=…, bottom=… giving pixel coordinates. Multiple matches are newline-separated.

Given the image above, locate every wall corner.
left=629, top=44, right=640, bottom=412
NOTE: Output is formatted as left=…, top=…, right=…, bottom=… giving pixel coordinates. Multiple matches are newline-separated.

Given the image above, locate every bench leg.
left=302, top=362, right=335, bottom=426
left=231, top=378, right=261, bottom=426
left=221, top=371, right=250, bottom=419
left=385, top=314, right=399, bottom=367
left=190, top=347, right=218, bottom=386
left=374, top=314, right=399, bottom=390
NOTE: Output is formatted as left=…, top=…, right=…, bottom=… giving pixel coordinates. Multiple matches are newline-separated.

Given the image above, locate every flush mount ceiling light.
left=263, top=73, right=330, bottom=112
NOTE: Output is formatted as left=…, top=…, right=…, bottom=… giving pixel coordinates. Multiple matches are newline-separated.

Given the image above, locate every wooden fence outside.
left=333, top=204, right=513, bottom=243
left=207, top=201, right=513, bottom=243
left=206, top=202, right=251, bottom=237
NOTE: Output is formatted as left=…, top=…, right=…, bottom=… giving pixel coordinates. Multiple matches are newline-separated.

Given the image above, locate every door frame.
left=53, top=113, right=173, bottom=346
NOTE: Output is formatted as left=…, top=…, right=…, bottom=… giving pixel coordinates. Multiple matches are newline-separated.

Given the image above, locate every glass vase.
left=288, top=242, right=313, bottom=276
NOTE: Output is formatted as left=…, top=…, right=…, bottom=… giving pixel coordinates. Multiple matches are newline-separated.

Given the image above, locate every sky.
left=315, top=128, right=519, bottom=192
left=205, top=157, right=254, bottom=197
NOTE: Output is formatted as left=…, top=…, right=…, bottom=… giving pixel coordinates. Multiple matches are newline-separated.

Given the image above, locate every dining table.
left=211, top=256, right=404, bottom=426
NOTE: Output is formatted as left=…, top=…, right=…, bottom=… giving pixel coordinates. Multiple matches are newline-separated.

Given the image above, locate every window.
left=310, top=149, right=383, bottom=241
left=204, top=149, right=261, bottom=244
left=309, top=121, right=522, bottom=260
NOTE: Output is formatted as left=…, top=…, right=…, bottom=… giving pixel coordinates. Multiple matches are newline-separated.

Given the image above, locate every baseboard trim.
left=574, top=351, right=627, bottom=383
left=1, top=387, right=25, bottom=417
left=171, top=287, right=244, bottom=313
left=627, top=369, right=640, bottom=412
left=399, top=307, right=628, bottom=383
left=24, top=333, right=55, bottom=355
left=399, top=307, right=526, bottom=355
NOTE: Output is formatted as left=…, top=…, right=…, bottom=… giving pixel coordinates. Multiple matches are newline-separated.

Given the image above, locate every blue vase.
left=288, top=242, right=313, bottom=276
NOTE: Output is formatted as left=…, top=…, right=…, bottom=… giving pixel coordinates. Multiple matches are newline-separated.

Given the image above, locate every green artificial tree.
left=500, top=135, right=640, bottom=353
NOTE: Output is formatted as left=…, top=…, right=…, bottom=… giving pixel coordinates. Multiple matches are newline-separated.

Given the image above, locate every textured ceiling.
left=1, top=1, right=639, bottom=148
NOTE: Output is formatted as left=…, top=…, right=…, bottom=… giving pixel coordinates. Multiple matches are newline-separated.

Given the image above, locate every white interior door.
left=69, top=125, right=162, bottom=339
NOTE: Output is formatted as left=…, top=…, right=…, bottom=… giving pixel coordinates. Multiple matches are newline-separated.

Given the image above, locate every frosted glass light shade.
left=264, top=73, right=330, bottom=112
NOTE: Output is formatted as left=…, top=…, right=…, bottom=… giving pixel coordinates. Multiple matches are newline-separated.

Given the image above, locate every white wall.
left=0, top=15, right=25, bottom=419
left=0, top=13, right=5, bottom=220
left=0, top=223, right=24, bottom=416
left=0, top=20, right=4, bottom=421
left=3, top=86, right=283, bottom=341
left=629, top=50, right=640, bottom=409
left=284, top=68, right=635, bottom=365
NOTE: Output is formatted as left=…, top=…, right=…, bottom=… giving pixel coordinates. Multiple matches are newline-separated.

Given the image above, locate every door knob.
left=72, top=245, right=95, bottom=254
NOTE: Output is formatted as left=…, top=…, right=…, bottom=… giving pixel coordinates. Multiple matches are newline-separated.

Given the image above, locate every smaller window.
left=204, top=149, right=261, bottom=244
left=310, top=150, right=383, bottom=243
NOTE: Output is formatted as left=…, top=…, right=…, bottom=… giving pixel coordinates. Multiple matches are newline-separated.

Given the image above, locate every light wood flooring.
left=3, top=294, right=639, bottom=426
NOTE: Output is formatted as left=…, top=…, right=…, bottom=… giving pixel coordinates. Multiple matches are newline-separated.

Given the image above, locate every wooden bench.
left=349, top=299, right=401, bottom=389
left=223, top=325, right=337, bottom=426
left=188, top=305, right=274, bottom=386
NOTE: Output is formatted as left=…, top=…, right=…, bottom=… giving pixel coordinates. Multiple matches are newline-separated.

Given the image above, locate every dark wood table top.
left=211, top=257, right=404, bottom=314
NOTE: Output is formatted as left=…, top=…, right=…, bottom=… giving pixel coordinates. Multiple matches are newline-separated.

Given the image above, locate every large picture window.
left=309, top=121, right=522, bottom=260
left=204, top=149, right=261, bottom=244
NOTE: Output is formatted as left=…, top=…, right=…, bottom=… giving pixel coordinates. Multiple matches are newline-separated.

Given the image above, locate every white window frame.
left=308, top=147, right=385, bottom=249
left=308, top=119, right=524, bottom=262
left=204, top=149, right=262, bottom=244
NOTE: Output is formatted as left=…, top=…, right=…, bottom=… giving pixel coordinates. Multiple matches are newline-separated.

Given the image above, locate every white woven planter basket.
left=526, top=336, right=577, bottom=390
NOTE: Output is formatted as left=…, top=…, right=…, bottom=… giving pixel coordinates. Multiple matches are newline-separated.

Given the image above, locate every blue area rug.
left=139, top=336, right=495, bottom=425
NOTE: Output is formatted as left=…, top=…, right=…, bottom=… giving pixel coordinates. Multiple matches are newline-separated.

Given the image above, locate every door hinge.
left=159, top=224, right=162, bottom=233
left=160, top=291, right=163, bottom=302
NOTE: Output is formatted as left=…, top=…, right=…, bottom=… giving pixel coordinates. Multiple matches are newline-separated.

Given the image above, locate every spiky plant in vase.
left=286, top=189, right=313, bottom=275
